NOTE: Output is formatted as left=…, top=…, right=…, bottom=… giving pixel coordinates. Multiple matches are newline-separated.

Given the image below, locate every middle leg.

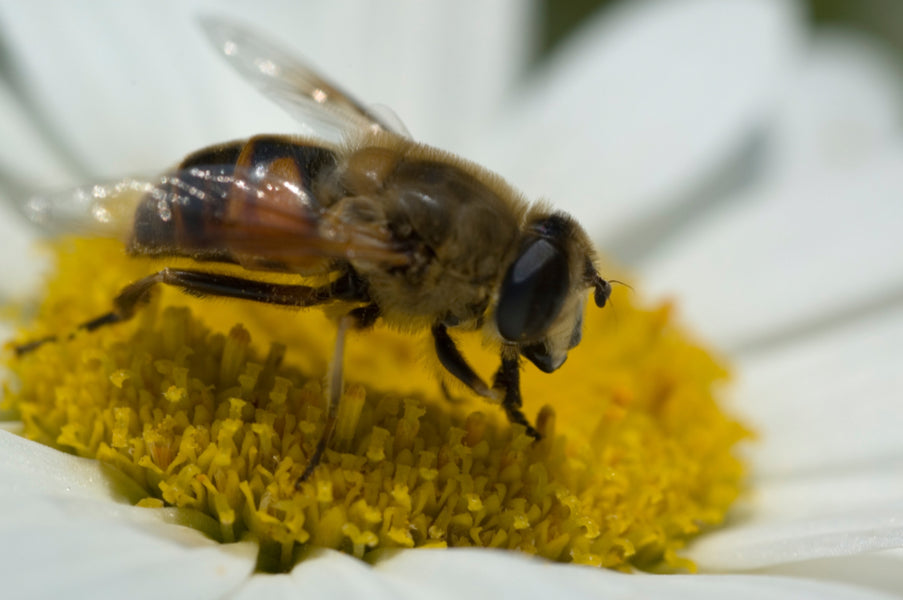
left=296, top=303, right=380, bottom=485
left=432, top=323, right=496, bottom=399
left=431, top=323, right=540, bottom=439
left=492, top=345, right=541, bottom=440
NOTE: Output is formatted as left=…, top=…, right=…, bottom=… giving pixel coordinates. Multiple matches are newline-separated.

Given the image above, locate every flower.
left=5, top=236, right=748, bottom=572
left=2, top=0, right=902, bottom=598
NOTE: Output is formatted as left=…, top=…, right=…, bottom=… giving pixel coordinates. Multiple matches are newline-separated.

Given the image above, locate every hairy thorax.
left=334, top=141, right=526, bottom=330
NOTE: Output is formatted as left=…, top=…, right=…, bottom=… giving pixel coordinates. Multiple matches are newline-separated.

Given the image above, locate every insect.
left=15, top=18, right=612, bottom=484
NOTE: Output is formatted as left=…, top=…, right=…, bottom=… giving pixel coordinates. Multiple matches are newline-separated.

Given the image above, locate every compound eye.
left=496, top=238, right=569, bottom=342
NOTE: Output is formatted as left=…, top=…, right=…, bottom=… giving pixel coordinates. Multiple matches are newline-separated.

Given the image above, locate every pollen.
left=2, top=238, right=748, bottom=572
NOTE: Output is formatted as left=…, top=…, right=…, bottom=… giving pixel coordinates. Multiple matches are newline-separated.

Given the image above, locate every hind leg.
left=14, top=268, right=368, bottom=355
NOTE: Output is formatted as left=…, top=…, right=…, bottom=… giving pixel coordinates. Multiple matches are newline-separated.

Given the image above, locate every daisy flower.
left=1, top=0, right=902, bottom=598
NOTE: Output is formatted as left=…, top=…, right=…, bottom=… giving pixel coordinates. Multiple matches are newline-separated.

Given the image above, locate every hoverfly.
left=15, top=18, right=612, bottom=484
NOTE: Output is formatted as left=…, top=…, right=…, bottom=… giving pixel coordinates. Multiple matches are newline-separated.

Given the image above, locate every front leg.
left=492, top=345, right=541, bottom=440
left=432, top=323, right=495, bottom=399
left=295, top=302, right=381, bottom=486
left=431, top=324, right=540, bottom=438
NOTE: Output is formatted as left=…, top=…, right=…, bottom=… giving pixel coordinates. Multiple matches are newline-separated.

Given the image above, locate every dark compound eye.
left=496, top=237, right=569, bottom=342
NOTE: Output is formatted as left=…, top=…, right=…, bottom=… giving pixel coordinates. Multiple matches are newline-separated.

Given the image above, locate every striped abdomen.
left=129, top=135, right=338, bottom=268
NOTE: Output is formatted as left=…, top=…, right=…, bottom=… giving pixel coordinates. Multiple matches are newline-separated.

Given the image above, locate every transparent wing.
left=21, top=166, right=411, bottom=270
left=199, top=16, right=411, bottom=142
left=23, top=178, right=153, bottom=238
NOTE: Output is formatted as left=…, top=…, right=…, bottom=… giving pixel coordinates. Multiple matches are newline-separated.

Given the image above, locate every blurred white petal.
left=0, top=80, right=75, bottom=190
left=0, top=0, right=531, bottom=186
left=2, top=512, right=255, bottom=600
left=0, top=202, right=44, bottom=299
left=678, top=291, right=903, bottom=576
left=231, top=550, right=402, bottom=600
left=750, top=462, right=903, bottom=521
left=687, top=447, right=903, bottom=569
left=641, top=148, right=903, bottom=350
left=688, top=499, right=903, bottom=572
left=217, top=0, right=534, bottom=153
left=753, top=550, right=903, bottom=599
left=0, top=59, right=66, bottom=299
left=0, top=428, right=140, bottom=500
left=0, top=0, right=291, bottom=182
left=478, top=0, right=803, bottom=247
left=227, top=547, right=903, bottom=600
left=367, top=548, right=900, bottom=600
left=0, top=431, right=257, bottom=600
left=732, top=303, right=903, bottom=476
left=1, top=0, right=902, bottom=597
left=763, top=29, right=903, bottom=179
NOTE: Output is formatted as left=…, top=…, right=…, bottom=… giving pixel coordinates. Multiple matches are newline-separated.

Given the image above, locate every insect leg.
left=296, top=311, right=358, bottom=485
left=492, top=346, right=541, bottom=440
left=14, top=268, right=368, bottom=355
left=296, top=303, right=378, bottom=485
left=431, top=323, right=495, bottom=399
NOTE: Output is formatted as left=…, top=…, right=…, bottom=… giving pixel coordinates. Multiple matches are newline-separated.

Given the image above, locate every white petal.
left=686, top=448, right=903, bottom=570
left=0, top=432, right=257, bottom=599
left=0, top=59, right=59, bottom=298
left=688, top=498, right=903, bottom=572
left=1, top=509, right=256, bottom=600
left=754, top=550, right=903, bottom=598
left=0, top=432, right=226, bottom=539
left=682, top=305, right=903, bottom=571
left=0, top=429, right=141, bottom=501
left=762, top=29, right=903, bottom=180
left=746, top=462, right=903, bottom=522
left=230, top=550, right=402, bottom=600
left=0, top=79, right=78, bottom=191
left=199, top=0, right=534, bottom=152
left=375, top=549, right=591, bottom=599
left=0, top=203, right=46, bottom=301
left=369, top=548, right=900, bottom=600
left=0, top=0, right=296, bottom=182
left=478, top=0, right=803, bottom=245
left=730, top=302, right=903, bottom=476
left=640, top=147, right=903, bottom=350
left=0, top=0, right=530, bottom=185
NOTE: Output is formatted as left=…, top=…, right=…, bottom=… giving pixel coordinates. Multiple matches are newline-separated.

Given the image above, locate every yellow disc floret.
left=2, top=238, right=748, bottom=572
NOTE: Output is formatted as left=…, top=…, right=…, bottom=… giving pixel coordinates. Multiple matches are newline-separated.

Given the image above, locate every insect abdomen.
left=129, top=136, right=338, bottom=264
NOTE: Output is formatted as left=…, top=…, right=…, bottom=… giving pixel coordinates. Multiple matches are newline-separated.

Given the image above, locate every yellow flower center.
left=3, top=238, right=748, bottom=572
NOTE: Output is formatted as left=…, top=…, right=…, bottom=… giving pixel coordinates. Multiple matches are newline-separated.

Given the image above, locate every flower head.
left=2, top=0, right=903, bottom=598
left=5, top=237, right=746, bottom=572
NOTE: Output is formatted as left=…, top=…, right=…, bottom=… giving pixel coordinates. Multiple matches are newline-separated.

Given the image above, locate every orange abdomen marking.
left=129, top=136, right=338, bottom=266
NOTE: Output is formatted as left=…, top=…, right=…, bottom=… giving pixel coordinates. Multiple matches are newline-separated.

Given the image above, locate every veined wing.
left=22, top=166, right=411, bottom=272
left=200, top=17, right=411, bottom=143
left=23, top=178, right=152, bottom=238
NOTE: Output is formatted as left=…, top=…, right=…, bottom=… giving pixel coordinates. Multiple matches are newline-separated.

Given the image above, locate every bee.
left=15, top=18, right=612, bottom=484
